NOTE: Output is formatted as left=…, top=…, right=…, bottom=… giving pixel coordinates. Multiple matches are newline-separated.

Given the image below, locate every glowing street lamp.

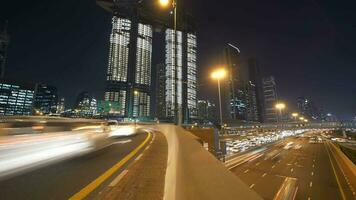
left=159, top=0, right=170, bottom=7
left=304, top=119, right=309, bottom=123
left=211, top=68, right=227, bottom=127
left=275, top=103, right=286, bottom=123
left=299, top=117, right=305, bottom=121
left=291, top=112, right=299, bottom=122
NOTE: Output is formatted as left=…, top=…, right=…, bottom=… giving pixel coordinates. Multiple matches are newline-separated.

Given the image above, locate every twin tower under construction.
left=97, top=0, right=197, bottom=122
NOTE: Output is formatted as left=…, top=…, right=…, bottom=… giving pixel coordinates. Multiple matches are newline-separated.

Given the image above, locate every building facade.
left=221, top=43, right=248, bottom=122
left=297, top=97, right=321, bottom=121
left=104, top=16, right=152, bottom=119
left=33, top=84, right=58, bottom=115
left=165, top=29, right=198, bottom=122
left=76, top=91, right=97, bottom=117
left=262, top=76, right=278, bottom=123
left=0, top=80, right=34, bottom=116
left=98, top=1, right=198, bottom=122
left=247, top=58, right=264, bottom=122
left=0, top=22, right=9, bottom=79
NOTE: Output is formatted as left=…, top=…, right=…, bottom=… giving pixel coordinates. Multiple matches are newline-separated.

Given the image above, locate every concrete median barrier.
left=154, top=124, right=262, bottom=200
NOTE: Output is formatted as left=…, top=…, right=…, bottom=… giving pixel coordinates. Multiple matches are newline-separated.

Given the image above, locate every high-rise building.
left=165, top=30, right=198, bottom=123
left=247, top=58, right=264, bottom=122
left=75, top=92, right=97, bottom=117
left=246, top=81, right=259, bottom=122
left=0, top=80, right=34, bottom=116
left=155, top=63, right=166, bottom=120
left=97, top=0, right=197, bottom=122
left=104, top=16, right=152, bottom=119
left=221, top=43, right=248, bottom=122
left=197, top=99, right=217, bottom=124
left=56, top=97, right=65, bottom=114
left=33, top=84, right=58, bottom=115
left=197, top=100, right=208, bottom=121
left=297, top=97, right=321, bottom=121
left=262, top=76, right=278, bottom=123
left=0, top=22, right=9, bottom=79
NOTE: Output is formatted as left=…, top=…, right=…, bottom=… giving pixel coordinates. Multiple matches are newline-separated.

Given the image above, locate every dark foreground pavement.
left=0, top=132, right=148, bottom=200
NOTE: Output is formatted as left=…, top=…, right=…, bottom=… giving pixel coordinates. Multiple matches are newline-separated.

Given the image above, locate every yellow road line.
left=69, top=132, right=152, bottom=200
left=324, top=142, right=346, bottom=200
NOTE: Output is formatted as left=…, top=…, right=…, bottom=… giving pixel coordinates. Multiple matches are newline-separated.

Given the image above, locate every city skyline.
left=1, top=0, right=355, bottom=120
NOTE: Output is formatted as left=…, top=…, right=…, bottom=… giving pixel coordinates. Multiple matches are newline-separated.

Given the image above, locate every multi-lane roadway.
left=230, top=132, right=355, bottom=200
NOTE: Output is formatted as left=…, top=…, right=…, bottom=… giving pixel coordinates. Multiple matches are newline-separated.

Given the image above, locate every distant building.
left=0, top=80, right=34, bottom=116
left=0, top=22, right=9, bottom=79
left=33, top=84, right=58, bottom=115
left=247, top=58, right=263, bottom=122
left=75, top=92, right=97, bottom=117
left=297, top=97, right=321, bottom=121
left=197, top=100, right=208, bottom=121
left=207, top=101, right=217, bottom=124
left=197, top=99, right=217, bottom=124
left=262, top=76, right=278, bottom=123
left=246, top=81, right=259, bottom=122
left=56, top=97, right=65, bottom=114
left=221, top=43, right=248, bottom=122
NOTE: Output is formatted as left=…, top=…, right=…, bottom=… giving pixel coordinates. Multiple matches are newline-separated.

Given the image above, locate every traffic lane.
left=323, top=141, right=355, bottom=200
left=0, top=132, right=148, bottom=200
left=231, top=135, right=341, bottom=200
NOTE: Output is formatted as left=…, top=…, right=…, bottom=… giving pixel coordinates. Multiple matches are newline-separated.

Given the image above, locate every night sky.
left=1, top=0, right=355, bottom=120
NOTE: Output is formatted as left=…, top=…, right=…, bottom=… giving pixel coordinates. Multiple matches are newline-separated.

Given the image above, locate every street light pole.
left=173, top=0, right=182, bottom=126
left=211, top=68, right=226, bottom=127
left=217, top=78, right=223, bottom=126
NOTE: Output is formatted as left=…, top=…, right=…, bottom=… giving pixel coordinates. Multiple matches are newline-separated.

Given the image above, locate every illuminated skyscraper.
left=165, top=30, right=198, bottom=122
left=262, top=76, right=278, bottom=122
left=0, top=80, right=34, bottom=116
left=98, top=0, right=197, bottom=121
left=105, top=16, right=152, bottom=118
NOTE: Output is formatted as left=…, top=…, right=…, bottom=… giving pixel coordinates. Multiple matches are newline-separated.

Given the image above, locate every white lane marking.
left=109, top=170, right=129, bottom=187
left=250, top=184, right=255, bottom=189
left=309, top=181, right=313, bottom=188
left=144, top=145, right=150, bottom=151
left=134, top=154, right=143, bottom=162
left=272, top=165, right=275, bottom=168
left=244, top=169, right=249, bottom=173
left=262, top=173, right=267, bottom=177
left=256, top=162, right=260, bottom=166
left=308, top=197, right=311, bottom=200
left=112, top=139, right=132, bottom=144
left=291, top=168, right=294, bottom=173
left=311, top=172, right=314, bottom=176
left=312, top=164, right=315, bottom=168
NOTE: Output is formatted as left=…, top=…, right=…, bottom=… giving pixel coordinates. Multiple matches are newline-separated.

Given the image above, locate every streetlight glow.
left=159, top=0, right=170, bottom=7
left=299, top=117, right=305, bottom=121
left=275, top=103, right=286, bottom=110
left=292, top=113, right=299, bottom=117
left=211, top=69, right=227, bottom=80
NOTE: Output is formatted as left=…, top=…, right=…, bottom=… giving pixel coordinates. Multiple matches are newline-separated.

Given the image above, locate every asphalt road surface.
left=0, top=132, right=149, bottom=200
left=230, top=132, right=355, bottom=200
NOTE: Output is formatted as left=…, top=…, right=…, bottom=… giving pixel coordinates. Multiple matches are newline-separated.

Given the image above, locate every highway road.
left=230, top=132, right=355, bottom=200
left=0, top=131, right=150, bottom=200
